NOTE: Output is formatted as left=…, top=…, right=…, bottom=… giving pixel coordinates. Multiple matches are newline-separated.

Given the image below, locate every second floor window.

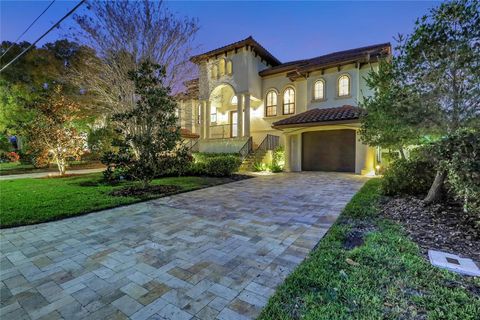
left=197, top=104, right=201, bottom=124
left=283, top=87, right=295, bottom=115
left=210, top=106, right=217, bottom=123
left=338, top=75, right=350, bottom=97
left=314, top=80, right=325, bottom=100
left=265, top=90, right=277, bottom=117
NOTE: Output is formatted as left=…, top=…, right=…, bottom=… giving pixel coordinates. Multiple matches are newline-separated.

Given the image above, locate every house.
left=176, top=36, right=391, bottom=175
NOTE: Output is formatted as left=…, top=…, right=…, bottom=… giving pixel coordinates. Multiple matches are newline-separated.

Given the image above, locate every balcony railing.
left=209, top=124, right=233, bottom=139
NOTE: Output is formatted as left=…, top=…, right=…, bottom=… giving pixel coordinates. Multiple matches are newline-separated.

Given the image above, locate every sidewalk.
left=0, top=168, right=105, bottom=180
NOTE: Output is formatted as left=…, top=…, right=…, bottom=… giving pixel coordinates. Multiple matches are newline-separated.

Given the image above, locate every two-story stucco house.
left=177, top=36, right=391, bottom=175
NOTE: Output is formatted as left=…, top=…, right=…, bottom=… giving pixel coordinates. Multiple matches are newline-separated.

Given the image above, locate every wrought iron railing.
left=238, top=136, right=253, bottom=161
left=182, top=138, right=199, bottom=152
left=256, top=134, right=280, bottom=153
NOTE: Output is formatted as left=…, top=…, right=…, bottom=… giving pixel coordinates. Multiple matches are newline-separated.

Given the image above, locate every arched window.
left=265, top=90, right=277, bottom=117
left=226, top=60, right=233, bottom=75
left=283, top=87, right=295, bottom=115
left=314, top=79, right=325, bottom=100
left=231, top=95, right=238, bottom=105
left=338, top=74, right=350, bottom=97
left=212, top=65, right=218, bottom=79
left=219, top=59, right=226, bottom=76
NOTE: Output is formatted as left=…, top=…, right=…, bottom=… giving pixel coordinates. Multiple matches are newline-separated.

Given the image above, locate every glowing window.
left=338, top=75, right=350, bottom=97
left=210, top=105, right=217, bottom=123
left=197, top=104, right=201, bottom=124
left=283, top=87, right=295, bottom=115
left=314, top=80, right=325, bottom=100
left=265, top=90, right=277, bottom=117
left=231, top=95, right=238, bottom=105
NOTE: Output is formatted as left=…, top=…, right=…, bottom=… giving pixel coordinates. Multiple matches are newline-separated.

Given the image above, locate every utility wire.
left=1, top=0, right=56, bottom=59
left=0, top=0, right=85, bottom=73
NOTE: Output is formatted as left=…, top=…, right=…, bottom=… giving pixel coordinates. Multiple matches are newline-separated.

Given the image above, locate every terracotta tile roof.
left=190, top=36, right=281, bottom=67
left=272, top=105, right=363, bottom=128
left=180, top=128, right=199, bottom=139
left=260, top=43, right=391, bottom=77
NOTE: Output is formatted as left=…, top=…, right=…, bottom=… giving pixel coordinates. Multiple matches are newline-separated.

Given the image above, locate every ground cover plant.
left=0, top=173, right=245, bottom=228
left=259, top=179, right=480, bottom=320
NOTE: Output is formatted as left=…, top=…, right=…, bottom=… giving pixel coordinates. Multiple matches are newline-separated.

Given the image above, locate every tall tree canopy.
left=69, top=0, right=199, bottom=115
left=361, top=0, right=480, bottom=204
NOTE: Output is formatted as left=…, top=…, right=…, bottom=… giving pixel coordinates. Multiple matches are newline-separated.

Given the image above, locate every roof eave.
left=272, top=118, right=360, bottom=130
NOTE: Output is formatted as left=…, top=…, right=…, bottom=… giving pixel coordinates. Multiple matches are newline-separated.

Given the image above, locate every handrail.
left=238, top=136, right=253, bottom=161
left=256, top=134, right=280, bottom=152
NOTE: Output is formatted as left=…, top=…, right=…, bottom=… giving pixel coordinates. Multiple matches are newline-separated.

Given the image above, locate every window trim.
left=265, top=89, right=278, bottom=117
left=337, top=74, right=351, bottom=98
left=313, top=79, right=326, bottom=101
left=283, top=87, right=295, bottom=115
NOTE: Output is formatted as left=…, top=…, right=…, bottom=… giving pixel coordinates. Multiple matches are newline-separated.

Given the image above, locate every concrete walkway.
left=0, top=172, right=367, bottom=320
left=0, top=168, right=105, bottom=181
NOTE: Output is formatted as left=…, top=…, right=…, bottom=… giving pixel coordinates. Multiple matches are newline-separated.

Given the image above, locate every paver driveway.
left=1, top=172, right=367, bottom=320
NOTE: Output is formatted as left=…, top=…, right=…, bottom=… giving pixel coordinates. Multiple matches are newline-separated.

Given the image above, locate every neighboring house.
left=176, top=36, right=391, bottom=175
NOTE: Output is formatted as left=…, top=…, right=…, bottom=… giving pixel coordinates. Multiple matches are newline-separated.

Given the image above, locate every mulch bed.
left=109, top=185, right=182, bottom=198
left=380, top=196, right=480, bottom=263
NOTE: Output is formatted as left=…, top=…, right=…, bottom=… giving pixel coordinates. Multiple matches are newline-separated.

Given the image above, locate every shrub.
left=269, top=163, right=283, bottom=173
left=432, top=130, right=480, bottom=215
left=204, top=155, right=241, bottom=177
left=253, top=162, right=268, bottom=172
left=381, top=157, right=435, bottom=196
left=6, top=151, right=20, bottom=162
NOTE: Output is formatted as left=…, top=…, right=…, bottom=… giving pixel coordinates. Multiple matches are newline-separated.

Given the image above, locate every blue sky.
left=1, top=1, right=439, bottom=62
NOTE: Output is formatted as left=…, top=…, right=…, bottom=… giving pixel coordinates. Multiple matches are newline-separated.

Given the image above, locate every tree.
left=69, top=0, right=199, bottom=117
left=400, top=0, right=480, bottom=203
left=0, top=40, right=96, bottom=138
left=26, top=86, right=85, bottom=175
left=104, top=61, right=189, bottom=187
left=361, top=0, right=480, bottom=203
left=360, top=59, right=424, bottom=159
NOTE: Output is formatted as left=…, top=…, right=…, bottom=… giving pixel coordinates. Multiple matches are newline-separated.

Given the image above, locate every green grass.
left=259, top=179, right=480, bottom=320
left=0, top=173, right=237, bottom=228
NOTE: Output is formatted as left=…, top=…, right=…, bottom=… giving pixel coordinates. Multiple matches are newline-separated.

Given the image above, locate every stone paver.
left=0, top=172, right=366, bottom=319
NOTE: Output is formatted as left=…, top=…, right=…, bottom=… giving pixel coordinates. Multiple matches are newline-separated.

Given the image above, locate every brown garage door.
left=302, top=129, right=356, bottom=172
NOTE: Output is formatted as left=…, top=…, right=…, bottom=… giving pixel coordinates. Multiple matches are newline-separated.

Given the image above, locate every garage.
left=302, top=129, right=356, bottom=172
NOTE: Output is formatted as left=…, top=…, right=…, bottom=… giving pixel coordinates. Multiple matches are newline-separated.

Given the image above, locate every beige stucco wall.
left=179, top=46, right=380, bottom=174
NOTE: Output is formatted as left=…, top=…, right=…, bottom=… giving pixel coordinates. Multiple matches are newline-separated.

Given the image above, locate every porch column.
left=199, top=100, right=205, bottom=139
left=243, top=93, right=250, bottom=137
left=236, top=94, right=243, bottom=138
left=284, top=134, right=291, bottom=172
left=205, top=100, right=211, bottom=139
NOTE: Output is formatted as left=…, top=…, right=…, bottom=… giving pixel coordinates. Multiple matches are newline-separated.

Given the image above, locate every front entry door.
left=230, top=111, right=238, bottom=138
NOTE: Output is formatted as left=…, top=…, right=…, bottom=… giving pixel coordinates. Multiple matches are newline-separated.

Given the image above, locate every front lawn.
left=259, top=179, right=480, bottom=320
left=0, top=173, right=242, bottom=228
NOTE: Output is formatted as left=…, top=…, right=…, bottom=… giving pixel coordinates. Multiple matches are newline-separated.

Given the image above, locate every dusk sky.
left=1, top=1, right=439, bottom=62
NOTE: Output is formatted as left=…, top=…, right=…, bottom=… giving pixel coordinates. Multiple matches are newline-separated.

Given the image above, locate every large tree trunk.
left=424, top=169, right=447, bottom=204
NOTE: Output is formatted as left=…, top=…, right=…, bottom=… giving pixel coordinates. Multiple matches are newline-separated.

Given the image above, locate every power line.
left=0, top=0, right=85, bottom=73
left=1, top=0, right=56, bottom=59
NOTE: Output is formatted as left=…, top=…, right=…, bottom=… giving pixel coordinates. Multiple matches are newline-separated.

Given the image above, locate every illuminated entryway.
left=199, top=83, right=251, bottom=140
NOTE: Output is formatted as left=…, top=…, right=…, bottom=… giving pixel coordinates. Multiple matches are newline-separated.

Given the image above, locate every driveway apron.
left=1, top=172, right=367, bottom=320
